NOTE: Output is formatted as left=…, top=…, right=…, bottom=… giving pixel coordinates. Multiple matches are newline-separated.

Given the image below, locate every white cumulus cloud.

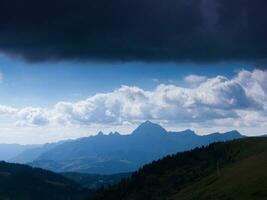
left=0, top=105, right=18, bottom=115
left=0, top=69, right=266, bottom=132
left=184, top=74, right=206, bottom=84
left=16, top=107, right=50, bottom=126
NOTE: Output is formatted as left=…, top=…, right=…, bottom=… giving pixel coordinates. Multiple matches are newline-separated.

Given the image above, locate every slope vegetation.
left=88, top=138, right=267, bottom=200
left=0, top=161, right=90, bottom=200
left=62, top=172, right=131, bottom=190
left=171, top=139, right=267, bottom=200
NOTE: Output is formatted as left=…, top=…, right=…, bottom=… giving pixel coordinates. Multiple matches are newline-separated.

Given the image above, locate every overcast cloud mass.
left=0, top=0, right=266, bottom=62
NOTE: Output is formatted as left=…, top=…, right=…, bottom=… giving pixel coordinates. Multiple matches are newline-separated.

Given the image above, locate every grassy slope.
left=171, top=138, right=267, bottom=200
left=89, top=138, right=267, bottom=200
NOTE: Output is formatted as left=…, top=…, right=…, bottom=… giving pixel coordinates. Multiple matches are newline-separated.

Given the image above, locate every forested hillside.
left=89, top=138, right=267, bottom=200
left=0, top=162, right=90, bottom=200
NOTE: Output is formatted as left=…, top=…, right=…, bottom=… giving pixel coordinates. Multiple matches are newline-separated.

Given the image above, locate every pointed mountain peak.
left=113, top=131, right=121, bottom=135
left=109, top=131, right=121, bottom=136
left=97, top=131, right=104, bottom=136
left=143, top=120, right=154, bottom=125
left=132, top=121, right=167, bottom=136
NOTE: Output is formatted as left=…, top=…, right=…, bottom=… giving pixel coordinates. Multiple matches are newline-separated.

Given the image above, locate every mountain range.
left=11, top=121, right=243, bottom=174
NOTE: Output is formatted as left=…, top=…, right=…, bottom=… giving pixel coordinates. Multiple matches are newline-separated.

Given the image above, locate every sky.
left=0, top=0, right=266, bottom=144
left=0, top=56, right=266, bottom=144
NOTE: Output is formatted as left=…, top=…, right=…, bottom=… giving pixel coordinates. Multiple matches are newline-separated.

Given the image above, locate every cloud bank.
left=184, top=75, right=207, bottom=84
left=0, top=0, right=266, bottom=62
left=1, top=69, right=266, bottom=130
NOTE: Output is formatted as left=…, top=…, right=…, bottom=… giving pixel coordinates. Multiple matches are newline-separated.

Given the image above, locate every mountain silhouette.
left=13, top=121, right=243, bottom=174
left=132, top=120, right=167, bottom=136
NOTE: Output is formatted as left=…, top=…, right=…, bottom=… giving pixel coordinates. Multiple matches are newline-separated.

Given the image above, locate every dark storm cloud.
left=0, top=0, right=266, bottom=62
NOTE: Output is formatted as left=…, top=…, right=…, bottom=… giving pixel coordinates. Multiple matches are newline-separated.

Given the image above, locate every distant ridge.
left=10, top=142, right=63, bottom=164
left=0, top=144, right=38, bottom=161
left=12, top=121, right=244, bottom=174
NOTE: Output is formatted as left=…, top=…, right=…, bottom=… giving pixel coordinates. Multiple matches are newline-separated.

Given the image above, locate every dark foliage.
left=88, top=138, right=267, bottom=200
left=0, top=161, right=91, bottom=200
left=62, top=172, right=132, bottom=190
